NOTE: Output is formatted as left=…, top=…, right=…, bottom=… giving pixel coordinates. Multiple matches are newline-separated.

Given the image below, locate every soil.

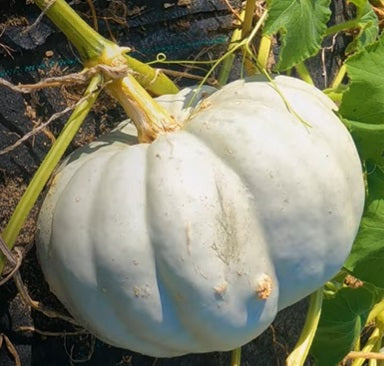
left=0, top=1, right=351, bottom=365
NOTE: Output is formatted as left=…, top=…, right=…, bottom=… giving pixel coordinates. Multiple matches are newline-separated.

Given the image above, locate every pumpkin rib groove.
left=143, top=139, right=217, bottom=354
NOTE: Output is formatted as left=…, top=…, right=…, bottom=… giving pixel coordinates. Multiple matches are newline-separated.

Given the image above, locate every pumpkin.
left=36, top=76, right=365, bottom=357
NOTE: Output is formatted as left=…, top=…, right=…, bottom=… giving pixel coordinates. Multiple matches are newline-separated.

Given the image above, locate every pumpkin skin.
left=36, top=76, right=365, bottom=357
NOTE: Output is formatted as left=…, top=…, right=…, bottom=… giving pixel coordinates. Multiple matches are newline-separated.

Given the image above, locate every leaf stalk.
left=230, top=347, right=242, bottom=366
left=286, top=289, right=323, bottom=366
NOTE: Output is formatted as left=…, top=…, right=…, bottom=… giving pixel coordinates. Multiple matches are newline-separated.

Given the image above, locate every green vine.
left=215, top=10, right=269, bottom=87
left=0, top=75, right=102, bottom=273
left=33, top=0, right=178, bottom=95
left=325, top=19, right=361, bottom=36
left=286, top=289, right=324, bottom=366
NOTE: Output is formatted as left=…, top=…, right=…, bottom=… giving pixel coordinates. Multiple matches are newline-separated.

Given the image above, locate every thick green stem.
left=230, top=347, right=242, bottom=366
left=241, top=0, right=256, bottom=39
left=218, top=9, right=268, bottom=85
left=257, top=35, right=272, bottom=71
left=34, top=0, right=112, bottom=61
left=325, top=19, right=361, bottom=36
left=331, top=64, right=347, bottom=89
left=33, top=0, right=179, bottom=139
left=0, top=75, right=102, bottom=274
left=295, top=63, right=315, bottom=85
left=107, top=73, right=179, bottom=142
left=241, top=0, right=260, bottom=76
left=286, top=289, right=323, bottom=366
left=351, top=327, right=382, bottom=366
left=33, top=0, right=178, bottom=95
left=323, top=89, right=343, bottom=103
left=124, top=55, right=179, bottom=95
left=217, top=17, right=244, bottom=86
left=368, top=300, right=384, bottom=324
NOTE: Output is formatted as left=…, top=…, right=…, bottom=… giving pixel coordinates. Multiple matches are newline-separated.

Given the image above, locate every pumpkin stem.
left=33, top=0, right=180, bottom=142
left=108, top=75, right=181, bottom=142
left=88, top=47, right=180, bottom=142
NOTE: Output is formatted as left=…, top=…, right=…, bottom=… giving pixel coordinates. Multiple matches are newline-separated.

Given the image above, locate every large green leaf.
left=340, top=36, right=384, bottom=171
left=263, top=0, right=331, bottom=71
left=345, top=1, right=379, bottom=54
left=344, top=169, right=384, bottom=289
left=310, top=286, right=377, bottom=366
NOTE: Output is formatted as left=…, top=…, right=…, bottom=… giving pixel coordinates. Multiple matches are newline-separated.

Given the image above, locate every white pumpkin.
left=36, top=76, right=365, bottom=357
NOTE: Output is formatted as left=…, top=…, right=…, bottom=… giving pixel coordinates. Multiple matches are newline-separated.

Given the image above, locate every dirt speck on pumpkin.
left=213, top=281, right=228, bottom=298
left=255, top=274, right=273, bottom=300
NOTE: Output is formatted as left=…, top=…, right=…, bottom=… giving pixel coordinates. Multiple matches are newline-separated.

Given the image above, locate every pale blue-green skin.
left=37, top=76, right=365, bottom=357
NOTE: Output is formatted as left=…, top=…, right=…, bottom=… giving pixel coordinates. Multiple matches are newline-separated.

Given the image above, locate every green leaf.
left=310, top=286, right=377, bottom=366
left=339, top=36, right=384, bottom=170
left=345, top=1, right=379, bottom=53
left=263, top=0, right=331, bottom=71
left=345, top=120, right=384, bottom=172
left=340, top=36, right=384, bottom=124
left=344, top=169, right=384, bottom=289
